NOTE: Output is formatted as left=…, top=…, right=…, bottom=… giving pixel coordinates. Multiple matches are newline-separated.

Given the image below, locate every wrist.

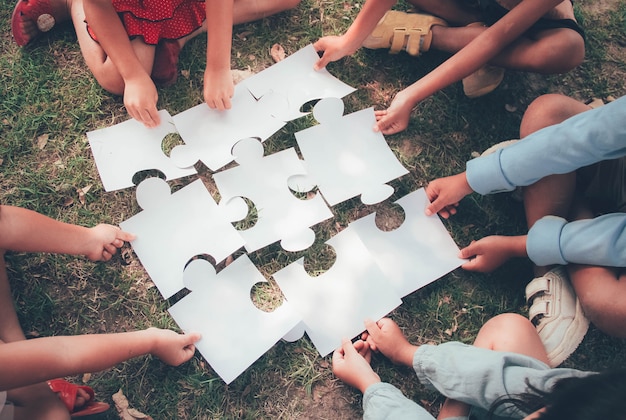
left=359, top=373, right=381, bottom=394
left=401, top=344, right=419, bottom=367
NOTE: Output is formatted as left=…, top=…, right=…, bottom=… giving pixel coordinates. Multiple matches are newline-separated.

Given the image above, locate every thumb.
left=184, top=331, right=202, bottom=346
left=341, top=338, right=358, bottom=356
left=117, top=229, right=136, bottom=242
left=459, top=241, right=478, bottom=259
left=314, top=55, right=328, bottom=71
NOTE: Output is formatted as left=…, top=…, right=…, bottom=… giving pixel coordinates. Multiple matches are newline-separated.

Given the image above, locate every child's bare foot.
left=11, top=0, right=71, bottom=46
left=374, top=92, right=413, bottom=135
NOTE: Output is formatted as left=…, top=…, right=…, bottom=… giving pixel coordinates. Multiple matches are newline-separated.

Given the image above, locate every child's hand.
left=147, top=328, right=201, bottom=366
left=313, top=35, right=357, bottom=70
left=204, top=68, right=234, bottom=111
left=460, top=235, right=525, bottom=272
left=332, top=338, right=380, bottom=393
left=123, top=74, right=161, bottom=128
left=363, top=318, right=417, bottom=367
left=86, top=224, right=135, bottom=262
left=425, top=173, right=474, bottom=218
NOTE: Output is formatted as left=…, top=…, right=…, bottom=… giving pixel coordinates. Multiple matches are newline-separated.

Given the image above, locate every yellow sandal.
left=362, top=10, right=447, bottom=56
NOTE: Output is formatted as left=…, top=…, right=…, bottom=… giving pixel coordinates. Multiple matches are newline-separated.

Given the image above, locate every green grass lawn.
left=1, top=0, right=626, bottom=418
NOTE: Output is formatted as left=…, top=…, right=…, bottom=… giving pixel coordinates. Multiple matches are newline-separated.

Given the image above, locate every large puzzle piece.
left=87, top=110, right=197, bottom=192
left=213, top=137, right=333, bottom=253
left=272, top=227, right=402, bottom=357
left=170, top=84, right=287, bottom=171
left=241, top=44, right=356, bottom=121
left=349, top=188, right=465, bottom=298
left=169, top=255, right=302, bottom=384
left=292, top=98, right=409, bottom=206
left=119, top=177, right=245, bottom=299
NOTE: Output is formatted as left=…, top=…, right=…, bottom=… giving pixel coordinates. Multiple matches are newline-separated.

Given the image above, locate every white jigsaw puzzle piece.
left=87, top=110, right=197, bottom=192
left=293, top=98, right=409, bottom=206
left=349, top=188, right=466, bottom=298
left=214, top=138, right=333, bottom=253
left=169, top=256, right=302, bottom=384
left=119, top=178, right=245, bottom=299
left=273, top=227, right=402, bottom=357
left=170, top=84, right=287, bottom=171
left=241, top=44, right=356, bottom=121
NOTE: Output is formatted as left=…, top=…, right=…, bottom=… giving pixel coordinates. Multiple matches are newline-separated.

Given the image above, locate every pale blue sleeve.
left=466, top=96, right=626, bottom=195
left=526, top=214, right=626, bottom=267
left=412, top=342, right=592, bottom=418
left=362, top=383, right=437, bottom=420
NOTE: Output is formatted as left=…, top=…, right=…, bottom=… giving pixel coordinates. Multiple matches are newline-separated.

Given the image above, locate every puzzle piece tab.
left=169, top=256, right=302, bottom=384
left=119, top=178, right=245, bottom=299
left=273, top=227, right=402, bottom=356
left=241, top=44, right=356, bottom=121
left=349, top=188, right=465, bottom=297
left=87, top=110, right=197, bottom=191
left=170, top=84, right=287, bottom=171
left=214, top=138, right=333, bottom=252
left=292, top=98, right=409, bottom=206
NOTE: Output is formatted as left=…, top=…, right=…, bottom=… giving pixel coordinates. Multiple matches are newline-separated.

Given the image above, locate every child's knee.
left=520, top=94, right=587, bottom=137
left=475, top=313, right=532, bottom=347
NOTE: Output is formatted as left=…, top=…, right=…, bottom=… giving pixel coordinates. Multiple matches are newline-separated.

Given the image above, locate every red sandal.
left=152, top=39, right=181, bottom=87
left=11, top=0, right=58, bottom=46
left=47, top=379, right=110, bottom=418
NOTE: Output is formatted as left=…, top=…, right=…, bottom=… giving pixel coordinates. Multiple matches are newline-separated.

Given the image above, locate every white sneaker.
left=526, top=266, right=589, bottom=367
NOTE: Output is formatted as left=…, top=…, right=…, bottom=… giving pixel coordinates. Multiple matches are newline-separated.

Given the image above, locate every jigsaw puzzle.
left=119, top=177, right=245, bottom=299
left=349, top=188, right=465, bottom=297
left=242, top=44, right=356, bottom=121
left=87, top=110, right=197, bottom=192
left=292, top=97, right=409, bottom=206
left=170, top=84, right=287, bottom=171
left=169, top=255, right=302, bottom=384
left=213, top=137, right=333, bottom=252
left=272, top=226, right=402, bottom=357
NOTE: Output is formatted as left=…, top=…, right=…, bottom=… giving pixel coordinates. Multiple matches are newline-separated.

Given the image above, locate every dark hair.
left=487, top=368, right=626, bottom=420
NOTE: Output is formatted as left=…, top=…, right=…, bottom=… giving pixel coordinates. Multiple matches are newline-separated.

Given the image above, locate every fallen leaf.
left=113, top=389, right=153, bottom=420
left=270, top=44, right=286, bottom=62
left=82, top=373, right=91, bottom=383
left=37, top=134, right=49, bottom=150
left=63, top=197, right=74, bottom=207
left=504, top=103, right=517, bottom=112
left=77, top=184, right=92, bottom=205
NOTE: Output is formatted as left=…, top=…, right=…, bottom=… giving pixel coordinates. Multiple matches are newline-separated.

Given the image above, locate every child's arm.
left=459, top=235, right=528, bottom=272
left=376, top=0, right=564, bottom=134
left=0, top=328, right=201, bottom=391
left=0, top=205, right=134, bottom=261
left=83, top=0, right=161, bottom=127
left=204, top=0, right=235, bottom=110
left=313, top=0, right=396, bottom=70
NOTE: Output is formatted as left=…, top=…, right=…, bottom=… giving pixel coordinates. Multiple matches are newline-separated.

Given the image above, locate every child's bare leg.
left=233, top=0, right=300, bottom=24
left=1, top=257, right=69, bottom=418
left=407, top=0, right=482, bottom=25
left=430, top=25, right=584, bottom=74
left=569, top=265, right=626, bottom=338
left=518, top=95, right=590, bottom=275
left=9, top=382, right=69, bottom=420
left=438, top=313, right=549, bottom=418
left=70, top=0, right=155, bottom=95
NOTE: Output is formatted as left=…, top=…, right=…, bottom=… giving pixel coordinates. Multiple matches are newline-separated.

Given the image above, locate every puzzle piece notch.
left=241, top=44, right=356, bottom=122
left=348, top=188, right=465, bottom=298
left=87, top=110, right=197, bottom=192
left=119, top=177, right=246, bottom=299
left=168, top=256, right=302, bottom=384
left=273, top=227, right=402, bottom=356
left=213, top=138, right=333, bottom=253
left=292, top=97, right=409, bottom=206
left=170, top=84, right=287, bottom=171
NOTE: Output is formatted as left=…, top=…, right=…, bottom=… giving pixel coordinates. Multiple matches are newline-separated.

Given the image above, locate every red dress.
left=112, top=0, right=206, bottom=45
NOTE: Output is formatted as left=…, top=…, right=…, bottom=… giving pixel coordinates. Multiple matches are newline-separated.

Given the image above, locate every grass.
left=1, top=0, right=626, bottom=418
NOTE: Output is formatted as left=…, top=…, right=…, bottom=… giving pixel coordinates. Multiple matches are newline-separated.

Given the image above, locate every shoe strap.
left=525, top=276, right=550, bottom=303
left=390, top=28, right=407, bottom=53
left=528, top=295, right=551, bottom=322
